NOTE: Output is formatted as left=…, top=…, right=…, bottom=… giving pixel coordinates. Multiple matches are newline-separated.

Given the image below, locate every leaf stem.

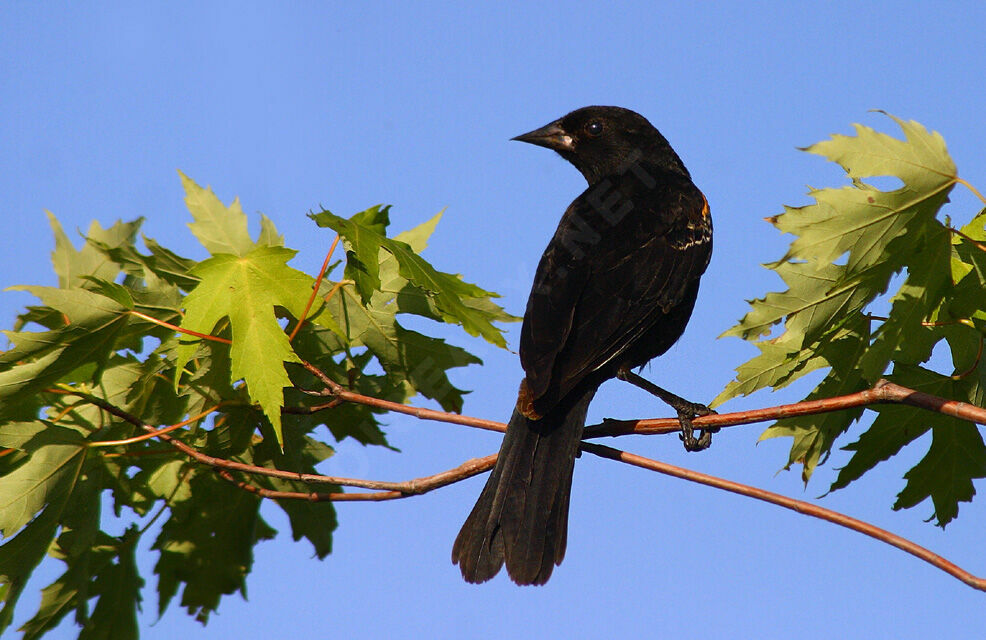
left=129, top=310, right=232, bottom=345
left=955, top=176, right=986, bottom=206
left=289, top=233, right=340, bottom=342
left=952, top=334, right=984, bottom=380
left=864, top=313, right=974, bottom=328
left=88, top=404, right=221, bottom=447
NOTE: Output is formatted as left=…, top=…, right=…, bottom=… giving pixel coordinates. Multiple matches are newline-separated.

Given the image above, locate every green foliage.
left=312, top=207, right=510, bottom=347
left=0, top=173, right=515, bottom=637
left=719, top=113, right=986, bottom=526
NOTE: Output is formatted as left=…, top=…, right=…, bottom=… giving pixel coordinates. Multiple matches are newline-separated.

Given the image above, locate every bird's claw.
left=677, top=403, right=717, bottom=452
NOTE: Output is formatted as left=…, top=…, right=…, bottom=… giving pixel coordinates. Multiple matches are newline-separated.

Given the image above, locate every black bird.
left=452, top=106, right=714, bottom=585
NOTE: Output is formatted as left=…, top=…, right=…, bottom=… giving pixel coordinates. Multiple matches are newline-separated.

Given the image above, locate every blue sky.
left=3, top=3, right=986, bottom=638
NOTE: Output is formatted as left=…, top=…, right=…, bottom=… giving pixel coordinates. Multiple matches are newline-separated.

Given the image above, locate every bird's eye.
left=585, top=121, right=604, bottom=137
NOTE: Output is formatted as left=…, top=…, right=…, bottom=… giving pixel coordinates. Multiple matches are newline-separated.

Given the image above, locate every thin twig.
left=320, top=279, right=353, bottom=305
left=289, top=233, right=340, bottom=342
left=297, top=359, right=507, bottom=433
left=953, top=335, right=984, bottom=380
left=580, top=441, right=986, bottom=592
left=949, top=226, right=986, bottom=254
left=214, top=453, right=497, bottom=502
left=863, top=313, right=975, bottom=328
left=88, top=404, right=221, bottom=447
left=64, top=389, right=494, bottom=495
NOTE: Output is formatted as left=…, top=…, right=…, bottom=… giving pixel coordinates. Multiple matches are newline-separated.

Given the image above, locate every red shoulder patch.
left=516, top=378, right=543, bottom=420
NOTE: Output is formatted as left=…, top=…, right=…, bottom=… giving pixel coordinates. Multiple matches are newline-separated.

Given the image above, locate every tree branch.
left=292, top=364, right=986, bottom=439
left=64, top=388, right=496, bottom=499
left=579, top=441, right=986, bottom=592
left=296, top=359, right=506, bottom=433
left=63, top=368, right=986, bottom=593
left=215, top=454, right=496, bottom=502
left=582, top=378, right=986, bottom=438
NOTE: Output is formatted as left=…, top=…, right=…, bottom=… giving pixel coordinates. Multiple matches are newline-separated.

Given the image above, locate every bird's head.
left=512, top=106, right=686, bottom=183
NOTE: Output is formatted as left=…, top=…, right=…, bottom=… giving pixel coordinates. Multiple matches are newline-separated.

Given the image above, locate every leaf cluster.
left=718, top=113, right=986, bottom=526
left=0, top=173, right=514, bottom=637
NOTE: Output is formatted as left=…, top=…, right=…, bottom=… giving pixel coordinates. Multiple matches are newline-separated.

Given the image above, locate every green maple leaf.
left=713, top=332, right=854, bottom=409
left=175, top=246, right=314, bottom=445
left=757, top=316, right=871, bottom=479
left=180, top=171, right=257, bottom=256
left=256, top=214, right=284, bottom=247
left=0, top=423, right=92, bottom=636
left=895, top=423, right=986, bottom=527
left=16, top=475, right=107, bottom=639
left=153, top=473, right=276, bottom=624
left=87, top=233, right=199, bottom=292
left=78, top=527, right=143, bottom=640
left=721, top=260, right=874, bottom=346
left=777, top=113, right=956, bottom=274
left=0, top=287, right=131, bottom=417
left=959, top=206, right=986, bottom=241
left=0, top=486, right=72, bottom=635
left=308, top=213, right=504, bottom=412
left=249, top=432, right=338, bottom=558
left=47, top=213, right=142, bottom=289
left=831, top=405, right=934, bottom=495
left=330, top=204, right=392, bottom=301
left=311, top=207, right=511, bottom=348
left=715, top=286, right=873, bottom=408
left=382, top=211, right=515, bottom=329
left=21, top=561, right=95, bottom=640
left=0, top=425, right=87, bottom=537
left=864, top=365, right=986, bottom=527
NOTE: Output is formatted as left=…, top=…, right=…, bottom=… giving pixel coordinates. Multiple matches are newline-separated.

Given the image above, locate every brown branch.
left=65, top=388, right=496, bottom=499
left=579, top=441, right=986, bottom=592
left=62, top=368, right=986, bottom=592
left=582, top=379, right=986, bottom=438
left=292, top=364, right=986, bottom=439
left=215, top=453, right=497, bottom=502
left=297, top=359, right=507, bottom=433
left=89, top=404, right=221, bottom=447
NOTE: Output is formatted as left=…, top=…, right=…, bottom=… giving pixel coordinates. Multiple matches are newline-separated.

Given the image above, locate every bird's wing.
left=520, top=181, right=711, bottom=408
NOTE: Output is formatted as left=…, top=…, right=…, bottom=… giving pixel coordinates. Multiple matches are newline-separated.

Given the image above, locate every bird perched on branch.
left=453, top=106, right=714, bottom=585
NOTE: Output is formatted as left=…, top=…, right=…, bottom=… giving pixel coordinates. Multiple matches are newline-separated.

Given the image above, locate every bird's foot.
left=676, top=402, right=717, bottom=452
left=615, top=367, right=718, bottom=451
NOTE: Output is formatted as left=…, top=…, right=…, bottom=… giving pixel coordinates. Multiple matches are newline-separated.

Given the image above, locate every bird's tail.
left=452, top=386, right=595, bottom=585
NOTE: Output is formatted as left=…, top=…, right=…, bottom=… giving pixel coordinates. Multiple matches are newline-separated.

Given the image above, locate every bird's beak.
left=511, top=120, right=574, bottom=152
